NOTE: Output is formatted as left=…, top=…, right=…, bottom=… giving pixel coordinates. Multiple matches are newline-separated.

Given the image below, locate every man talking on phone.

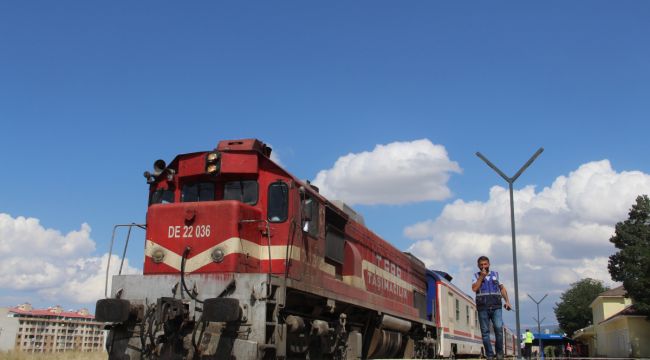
left=472, top=255, right=512, bottom=360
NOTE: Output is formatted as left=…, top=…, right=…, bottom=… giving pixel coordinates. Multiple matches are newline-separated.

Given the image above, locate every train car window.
left=149, top=188, right=175, bottom=205
left=182, top=182, right=214, bottom=202
left=301, top=196, right=320, bottom=237
left=267, top=182, right=288, bottom=222
left=325, top=206, right=346, bottom=264
left=224, top=180, right=258, bottom=205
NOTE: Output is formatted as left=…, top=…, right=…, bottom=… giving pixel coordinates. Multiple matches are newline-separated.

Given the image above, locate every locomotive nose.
left=144, top=201, right=263, bottom=275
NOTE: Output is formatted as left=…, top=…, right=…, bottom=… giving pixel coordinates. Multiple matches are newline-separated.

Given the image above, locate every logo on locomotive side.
left=362, top=255, right=409, bottom=301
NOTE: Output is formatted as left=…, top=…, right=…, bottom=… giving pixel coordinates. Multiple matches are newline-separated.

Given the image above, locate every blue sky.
left=1, top=1, right=649, bottom=331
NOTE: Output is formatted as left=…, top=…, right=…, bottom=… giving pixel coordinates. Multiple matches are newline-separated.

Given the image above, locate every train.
left=95, top=138, right=512, bottom=359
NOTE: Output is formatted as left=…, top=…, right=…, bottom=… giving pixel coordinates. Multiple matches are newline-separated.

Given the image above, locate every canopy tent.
left=532, top=333, right=574, bottom=346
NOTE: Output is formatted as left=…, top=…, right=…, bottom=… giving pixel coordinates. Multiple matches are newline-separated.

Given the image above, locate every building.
left=572, top=286, right=650, bottom=358
left=0, top=303, right=105, bottom=353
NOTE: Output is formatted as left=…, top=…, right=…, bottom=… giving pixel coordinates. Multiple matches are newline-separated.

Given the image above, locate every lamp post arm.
left=476, top=152, right=511, bottom=182
left=511, top=148, right=544, bottom=182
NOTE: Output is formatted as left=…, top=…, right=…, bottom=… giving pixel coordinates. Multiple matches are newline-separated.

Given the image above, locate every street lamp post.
left=476, top=148, right=544, bottom=360
left=529, top=293, right=548, bottom=360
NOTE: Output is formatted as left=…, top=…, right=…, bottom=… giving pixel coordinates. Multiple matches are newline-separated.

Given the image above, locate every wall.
left=627, top=317, right=650, bottom=358
left=599, top=317, right=630, bottom=358
left=0, top=308, right=19, bottom=351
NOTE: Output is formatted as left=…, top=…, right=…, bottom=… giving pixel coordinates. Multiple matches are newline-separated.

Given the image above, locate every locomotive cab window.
left=267, top=182, right=288, bottom=222
left=149, top=188, right=175, bottom=205
left=182, top=182, right=214, bottom=202
left=224, top=180, right=258, bottom=205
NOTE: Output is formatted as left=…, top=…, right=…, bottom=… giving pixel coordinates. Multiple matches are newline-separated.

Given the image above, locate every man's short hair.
left=477, top=255, right=490, bottom=263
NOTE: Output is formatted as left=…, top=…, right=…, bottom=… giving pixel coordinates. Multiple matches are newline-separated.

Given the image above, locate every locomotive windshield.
left=150, top=180, right=260, bottom=205
left=224, top=180, right=258, bottom=205
left=149, top=188, right=174, bottom=205
left=181, top=182, right=215, bottom=202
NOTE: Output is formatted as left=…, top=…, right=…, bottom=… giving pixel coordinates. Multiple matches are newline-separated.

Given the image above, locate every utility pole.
left=529, top=293, right=548, bottom=359
left=476, top=148, right=544, bottom=360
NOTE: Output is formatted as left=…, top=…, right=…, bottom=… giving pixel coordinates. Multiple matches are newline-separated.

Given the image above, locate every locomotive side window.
left=267, top=182, right=288, bottom=222
left=149, top=188, right=175, bottom=205
left=301, top=196, right=320, bottom=237
left=224, top=180, right=259, bottom=205
left=325, top=206, right=347, bottom=264
left=414, top=291, right=427, bottom=319
left=182, top=182, right=214, bottom=202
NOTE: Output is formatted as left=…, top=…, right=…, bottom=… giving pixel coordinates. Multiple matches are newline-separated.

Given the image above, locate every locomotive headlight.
left=211, top=248, right=225, bottom=263
left=207, top=164, right=218, bottom=174
left=206, top=152, right=220, bottom=175
left=206, top=152, right=219, bottom=163
left=152, top=248, right=166, bottom=263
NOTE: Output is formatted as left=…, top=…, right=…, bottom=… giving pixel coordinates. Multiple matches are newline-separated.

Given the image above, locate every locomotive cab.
left=142, top=139, right=290, bottom=276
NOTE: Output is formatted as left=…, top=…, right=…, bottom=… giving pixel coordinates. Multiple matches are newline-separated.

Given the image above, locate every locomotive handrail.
left=104, top=223, right=146, bottom=298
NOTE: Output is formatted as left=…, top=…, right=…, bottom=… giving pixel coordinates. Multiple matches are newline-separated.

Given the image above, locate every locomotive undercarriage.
left=98, top=273, right=436, bottom=359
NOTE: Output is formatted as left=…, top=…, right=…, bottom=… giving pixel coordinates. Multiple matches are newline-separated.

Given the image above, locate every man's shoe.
left=496, top=354, right=504, bottom=360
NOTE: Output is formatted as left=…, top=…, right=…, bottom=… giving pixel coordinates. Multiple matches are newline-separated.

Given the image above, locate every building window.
left=466, top=305, right=470, bottom=324
left=455, top=299, right=460, bottom=321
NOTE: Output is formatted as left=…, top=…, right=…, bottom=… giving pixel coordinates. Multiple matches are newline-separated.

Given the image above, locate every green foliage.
left=554, top=278, right=608, bottom=337
left=608, top=195, right=650, bottom=317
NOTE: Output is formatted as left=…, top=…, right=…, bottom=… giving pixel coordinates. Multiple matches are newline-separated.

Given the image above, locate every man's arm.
left=500, top=284, right=512, bottom=310
left=471, top=272, right=486, bottom=292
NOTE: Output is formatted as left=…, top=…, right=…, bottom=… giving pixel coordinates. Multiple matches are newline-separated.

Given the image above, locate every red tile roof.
left=598, top=285, right=626, bottom=297
left=8, top=306, right=94, bottom=320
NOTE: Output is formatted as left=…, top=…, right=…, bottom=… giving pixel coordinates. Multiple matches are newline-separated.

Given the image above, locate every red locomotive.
left=96, top=139, right=436, bottom=359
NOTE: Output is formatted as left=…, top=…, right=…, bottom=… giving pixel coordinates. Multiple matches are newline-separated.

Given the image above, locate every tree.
left=554, top=278, right=608, bottom=336
left=608, top=195, right=650, bottom=317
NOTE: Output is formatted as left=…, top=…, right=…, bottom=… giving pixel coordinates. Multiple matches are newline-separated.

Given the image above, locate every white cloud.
left=312, top=139, right=461, bottom=205
left=40, top=254, right=138, bottom=303
left=0, top=214, right=95, bottom=257
left=0, top=214, right=139, bottom=306
left=405, top=160, right=650, bottom=325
